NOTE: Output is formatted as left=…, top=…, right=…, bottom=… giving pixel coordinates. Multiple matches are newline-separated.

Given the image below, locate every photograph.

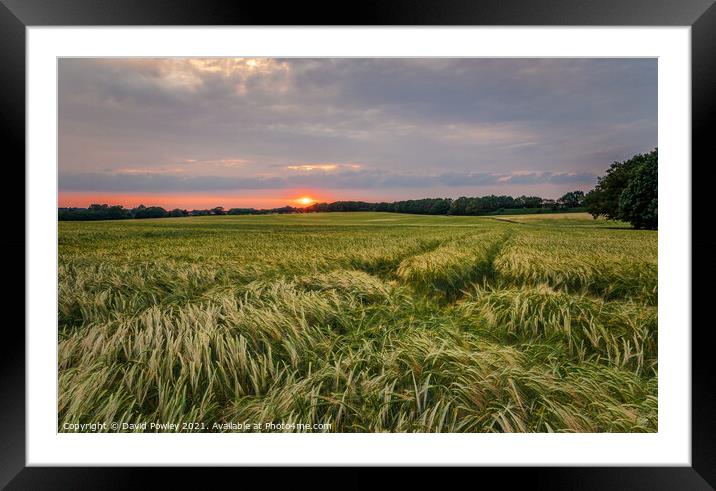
left=57, top=57, right=658, bottom=434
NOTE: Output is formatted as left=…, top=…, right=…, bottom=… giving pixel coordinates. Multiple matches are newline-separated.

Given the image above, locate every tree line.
left=304, top=192, right=584, bottom=215
left=58, top=191, right=586, bottom=221
left=57, top=204, right=304, bottom=221
left=58, top=149, right=657, bottom=228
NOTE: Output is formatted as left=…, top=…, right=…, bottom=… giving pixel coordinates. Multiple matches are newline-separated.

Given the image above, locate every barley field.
left=58, top=212, right=657, bottom=432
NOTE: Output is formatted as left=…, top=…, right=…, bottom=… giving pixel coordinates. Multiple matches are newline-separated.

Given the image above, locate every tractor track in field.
left=481, top=230, right=513, bottom=283
left=487, top=217, right=526, bottom=225
left=392, top=230, right=514, bottom=304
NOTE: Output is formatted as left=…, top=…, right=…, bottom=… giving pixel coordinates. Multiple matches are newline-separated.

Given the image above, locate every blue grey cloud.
left=59, top=169, right=597, bottom=193
left=58, top=58, right=655, bottom=202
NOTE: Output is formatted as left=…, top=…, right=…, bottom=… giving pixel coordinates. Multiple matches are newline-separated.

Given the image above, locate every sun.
left=296, top=196, right=314, bottom=206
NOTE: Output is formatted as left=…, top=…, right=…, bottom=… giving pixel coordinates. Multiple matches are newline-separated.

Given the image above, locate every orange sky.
left=58, top=191, right=330, bottom=210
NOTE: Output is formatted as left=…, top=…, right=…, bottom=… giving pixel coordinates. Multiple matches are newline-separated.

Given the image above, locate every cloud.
left=286, top=164, right=338, bottom=171
left=181, top=158, right=250, bottom=167
left=438, top=172, right=502, bottom=186
left=59, top=169, right=597, bottom=193
left=58, top=58, right=656, bottom=200
left=285, top=163, right=361, bottom=172
left=113, top=166, right=187, bottom=175
left=547, top=172, right=598, bottom=184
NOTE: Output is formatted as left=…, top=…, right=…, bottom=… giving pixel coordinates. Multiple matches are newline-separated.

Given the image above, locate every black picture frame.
left=2, top=0, right=713, bottom=487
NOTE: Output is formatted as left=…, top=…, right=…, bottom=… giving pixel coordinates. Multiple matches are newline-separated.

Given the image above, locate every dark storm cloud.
left=58, top=58, right=656, bottom=199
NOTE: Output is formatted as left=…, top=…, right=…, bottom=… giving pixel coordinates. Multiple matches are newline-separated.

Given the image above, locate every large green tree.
left=584, top=149, right=657, bottom=229
left=618, top=154, right=658, bottom=229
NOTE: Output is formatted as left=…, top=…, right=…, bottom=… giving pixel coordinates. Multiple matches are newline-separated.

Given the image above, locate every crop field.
left=58, top=212, right=657, bottom=432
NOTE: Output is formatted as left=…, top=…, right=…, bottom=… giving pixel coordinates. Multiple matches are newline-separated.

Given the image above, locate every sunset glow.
left=296, top=197, right=314, bottom=206
left=58, top=192, right=301, bottom=210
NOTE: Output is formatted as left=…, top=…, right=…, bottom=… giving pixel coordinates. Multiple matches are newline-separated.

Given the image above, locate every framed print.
left=2, top=0, right=714, bottom=486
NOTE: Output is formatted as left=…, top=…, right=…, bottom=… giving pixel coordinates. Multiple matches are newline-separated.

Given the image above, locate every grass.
left=58, top=212, right=657, bottom=432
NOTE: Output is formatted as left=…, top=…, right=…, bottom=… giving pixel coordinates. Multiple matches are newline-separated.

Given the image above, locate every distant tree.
left=59, top=203, right=131, bottom=221
left=464, top=198, right=481, bottom=215
left=429, top=198, right=452, bottom=215
left=106, top=205, right=130, bottom=219
left=448, top=197, right=468, bottom=215
left=557, top=190, right=585, bottom=208
left=523, top=196, right=543, bottom=208
left=271, top=206, right=298, bottom=214
left=169, top=208, right=188, bottom=217
left=228, top=208, right=257, bottom=215
left=373, top=202, right=395, bottom=212
left=542, top=199, right=557, bottom=210
left=133, top=205, right=168, bottom=219
left=146, top=207, right=169, bottom=218
left=618, top=153, right=658, bottom=229
left=211, top=207, right=226, bottom=215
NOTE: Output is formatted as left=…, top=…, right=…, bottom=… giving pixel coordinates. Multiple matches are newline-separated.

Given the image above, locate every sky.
left=58, top=58, right=657, bottom=210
